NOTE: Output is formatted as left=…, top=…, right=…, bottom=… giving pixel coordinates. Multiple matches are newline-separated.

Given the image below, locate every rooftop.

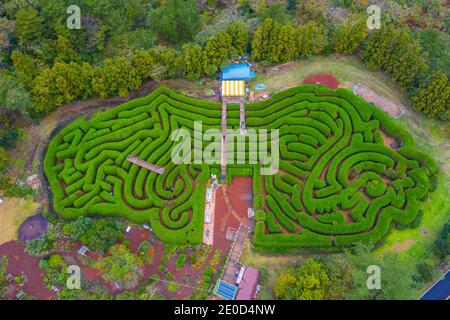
left=236, top=267, right=260, bottom=300
left=221, top=63, right=255, bottom=81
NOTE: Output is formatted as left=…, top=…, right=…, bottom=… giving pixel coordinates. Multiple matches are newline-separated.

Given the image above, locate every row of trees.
left=8, top=21, right=250, bottom=114
left=2, top=9, right=448, bottom=120
left=9, top=46, right=178, bottom=114
left=251, top=16, right=368, bottom=63
left=361, top=25, right=449, bottom=120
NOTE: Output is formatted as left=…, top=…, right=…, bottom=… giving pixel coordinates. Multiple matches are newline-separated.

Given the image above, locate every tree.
left=55, top=35, right=77, bottom=63
left=203, top=31, right=232, bottom=76
left=294, top=21, right=328, bottom=58
left=131, top=49, right=156, bottom=80
left=320, top=255, right=353, bottom=299
left=0, top=128, right=19, bottom=149
left=272, top=24, right=296, bottom=63
left=180, top=43, right=203, bottom=81
left=93, top=244, right=143, bottom=286
left=333, top=15, right=368, bottom=54
left=0, top=73, right=33, bottom=118
left=32, top=62, right=93, bottom=113
left=252, top=18, right=281, bottom=62
left=299, top=0, right=328, bottom=20
left=25, top=231, right=56, bottom=256
left=148, top=46, right=178, bottom=80
left=10, top=51, right=41, bottom=89
left=273, top=259, right=330, bottom=300
left=149, top=0, right=201, bottom=44
left=418, top=30, right=450, bottom=75
left=258, top=3, right=293, bottom=25
left=0, top=147, right=10, bottom=172
left=272, top=269, right=296, bottom=298
left=92, top=56, right=141, bottom=99
left=15, top=6, right=44, bottom=43
left=63, top=217, right=125, bottom=250
left=226, top=21, right=250, bottom=56
left=412, top=70, right=450, bottom=120
left=432, top=220, right=449, bottom=259
left=362, top=25, right=428, bottom=89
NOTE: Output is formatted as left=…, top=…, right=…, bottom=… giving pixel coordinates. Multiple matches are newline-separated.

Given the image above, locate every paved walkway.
left=239, top=100, right=246, bottom=134
left=221, top=98, right=227, bottom=179
left=126, top=155, right=165, bottom=174
left=221, top=223, right=251, bottom=284
left=202, top=183, right=217, bottom=246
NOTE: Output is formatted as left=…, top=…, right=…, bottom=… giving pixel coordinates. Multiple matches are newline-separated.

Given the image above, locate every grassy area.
left=0, top=197, right=41, bottom=244
left=253, top=54, right=409, bottom=109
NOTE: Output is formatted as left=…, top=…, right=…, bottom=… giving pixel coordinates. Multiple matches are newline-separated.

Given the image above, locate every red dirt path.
left=213, top=177, right=253, bottom=251
left=0, top=240, right=55, bottom=300
left=303, top=72, right=339, bottom=90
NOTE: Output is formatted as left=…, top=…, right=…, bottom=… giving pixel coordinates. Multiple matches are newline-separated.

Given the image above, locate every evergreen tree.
left=252, top=18, right=281, bottom=62
left=15, top=6, right=44, bottom=43
left=412, top=70, right=450, bottom=120
left=149, top=0, right=201, bottom=44
left=10, top=51, right=41, bottom=89
left=32, top=62, right=93, bottom=113
left=333, top=15, right=368, bottom=54
left=131, top=49, right=156, bottom=80
left=226, top=21, right=251, bottom=56
left=181, top=43, right=203, bottom=81
left=294, top=21, right=328, bottom=58
left=273, top=25, right=296, bottom=63
left=362, top=26, right=428, bottom=88
left=203, top=31, right=232, bottom=77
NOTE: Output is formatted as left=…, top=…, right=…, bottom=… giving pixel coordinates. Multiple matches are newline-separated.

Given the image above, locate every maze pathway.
left=44, top=86, right=437, bottom=250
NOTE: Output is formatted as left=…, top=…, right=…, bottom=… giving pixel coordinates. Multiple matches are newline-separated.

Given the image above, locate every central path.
left=221, top=98, right=227, bottom=180
left=220, top=222, right=252, bottom=284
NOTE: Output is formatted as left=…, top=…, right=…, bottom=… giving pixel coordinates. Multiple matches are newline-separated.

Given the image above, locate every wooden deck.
left=126, top=155, right=165, bottom=174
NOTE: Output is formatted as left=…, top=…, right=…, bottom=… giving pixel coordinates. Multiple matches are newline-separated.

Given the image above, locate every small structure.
left=204, top=207, right=212, bottom=224
left=215, top=280, right=238, bottom=300
left=221, top=63, right=254, bottom=98
left=247, top=208, right=254, bottom=219
left=15, top=289, right=25, bottom=300
left=126, top=155, right=165, bottom=174
left=235, top=267, right=261, bottom=300
left=0, top=197, right=3, bottom=205
left=78, top=245, right=89, bottom=256
left=206, top=188, right=213, bottom=203
left=225, top=227, right=238, bottom=241
left=26, top=174, right=40, bottom=190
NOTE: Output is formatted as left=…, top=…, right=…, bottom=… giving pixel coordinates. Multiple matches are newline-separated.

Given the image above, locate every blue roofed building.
left=215, top=280, right=238, bottom=300
left=220, top=63, right=255, bottom=81
left=221, top=63, right=255, bottom=97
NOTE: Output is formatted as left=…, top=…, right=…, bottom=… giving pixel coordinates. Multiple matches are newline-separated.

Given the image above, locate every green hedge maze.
left=44, top=85, right=437, bottom=251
